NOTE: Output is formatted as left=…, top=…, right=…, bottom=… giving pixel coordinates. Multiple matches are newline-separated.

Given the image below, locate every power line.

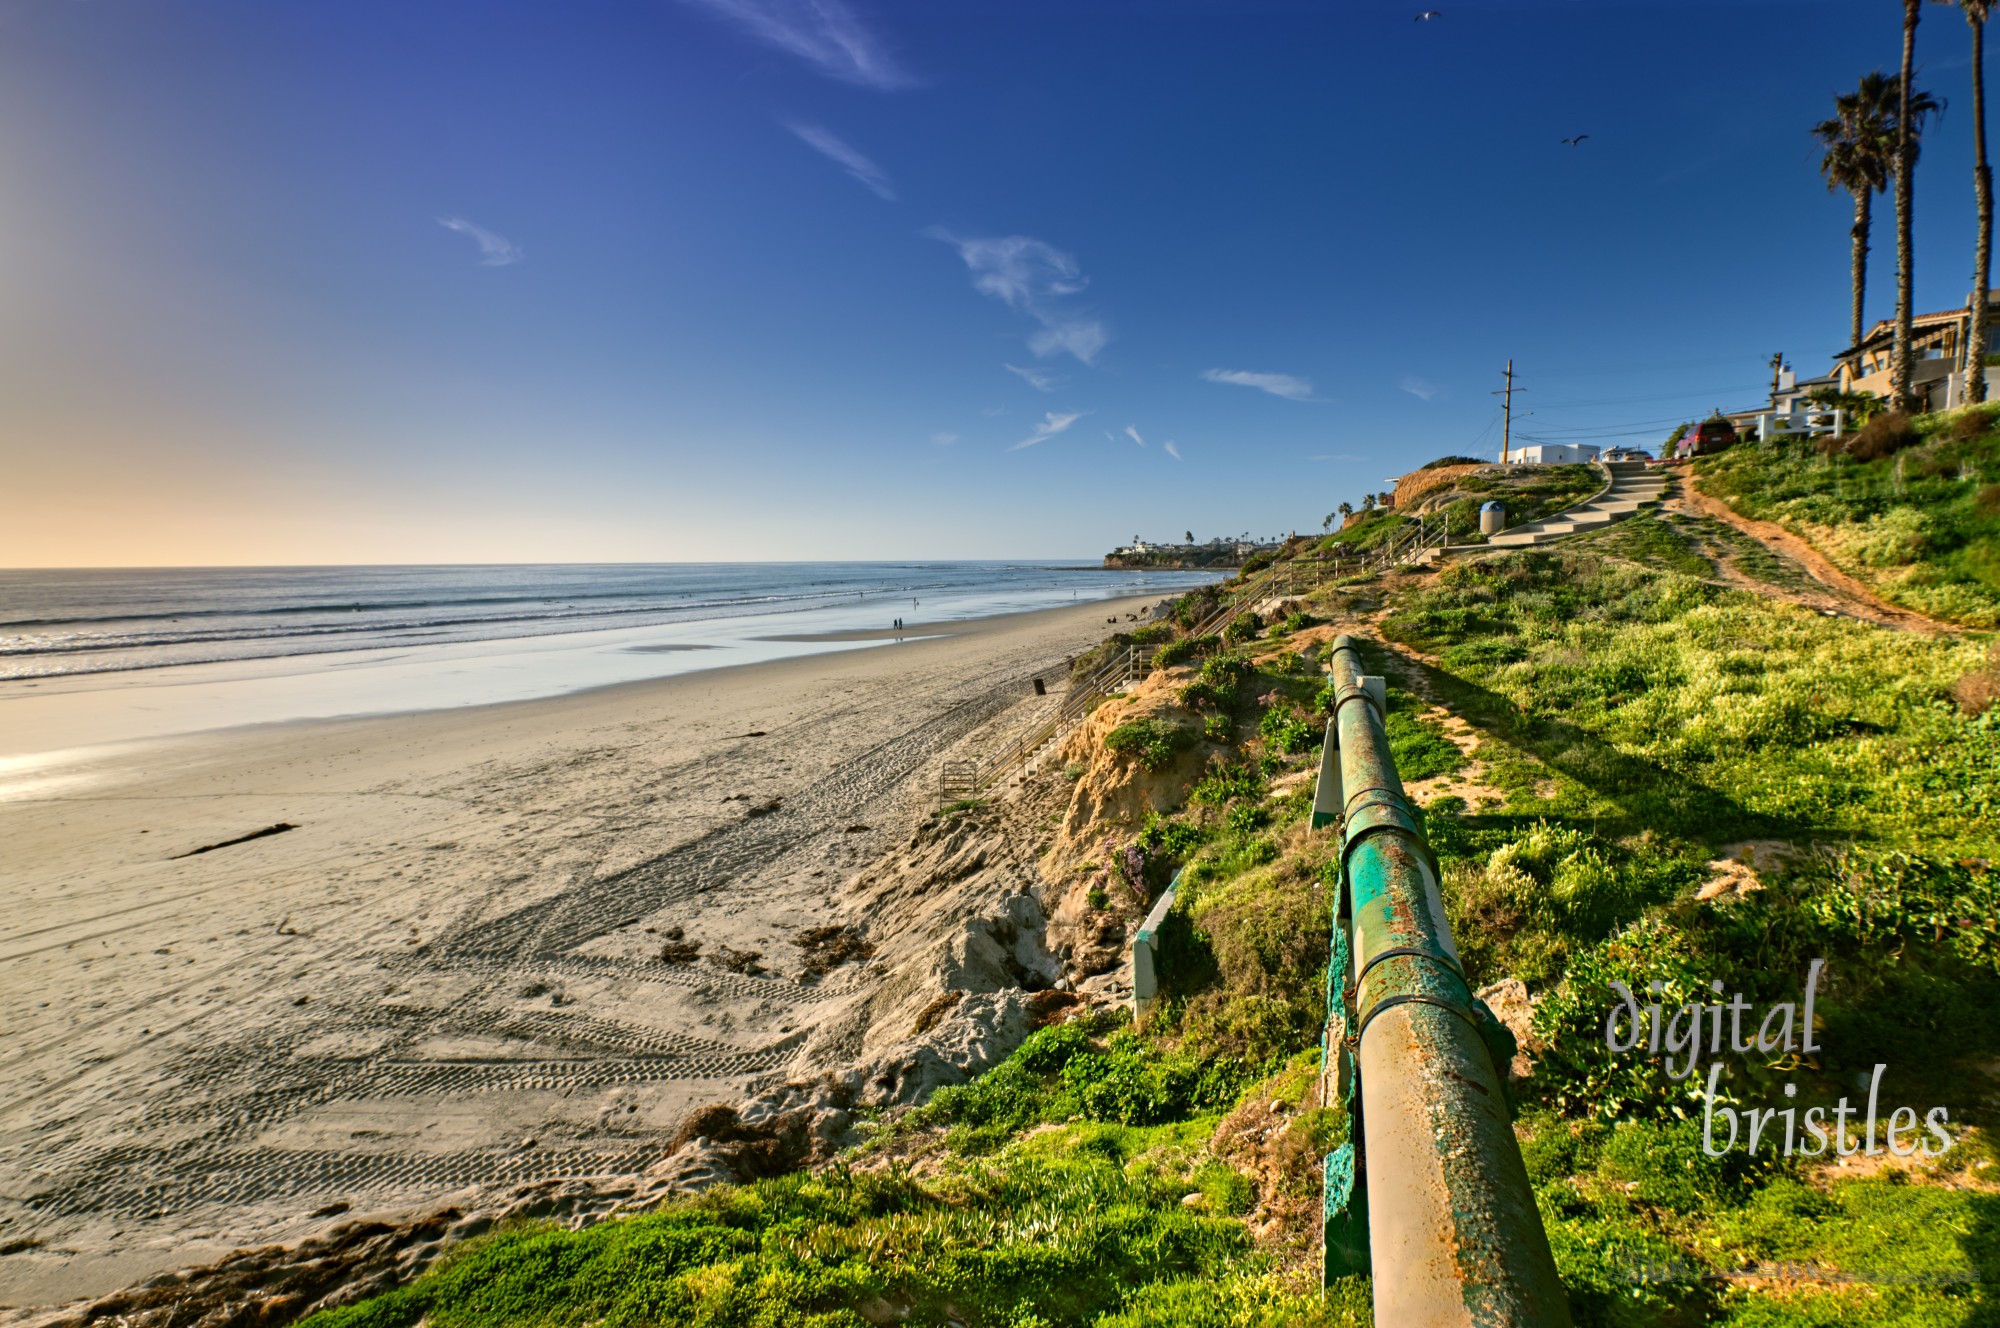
left=1517, top=412, right=1703, bottom=434
left=1531, top=384, right=1765, bottom=410
left=1517, top=425, right=1688, bottom=441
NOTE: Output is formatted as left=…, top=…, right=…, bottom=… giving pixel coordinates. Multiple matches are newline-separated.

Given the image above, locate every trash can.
left=1479, top=501, right=1506, bottom=536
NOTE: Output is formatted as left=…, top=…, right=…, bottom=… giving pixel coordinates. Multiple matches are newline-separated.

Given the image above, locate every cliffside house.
left=1833, top=290, right=2000, bottom=411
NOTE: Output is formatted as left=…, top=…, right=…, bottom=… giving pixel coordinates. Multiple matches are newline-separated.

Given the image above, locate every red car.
left=1677, top=417, right=1738, bottom=459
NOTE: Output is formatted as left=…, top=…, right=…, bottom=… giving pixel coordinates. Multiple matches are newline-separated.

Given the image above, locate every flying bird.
left=1562, top=134, right=1590, bottom=147
left=1415, top=9, right=1442, bottom=19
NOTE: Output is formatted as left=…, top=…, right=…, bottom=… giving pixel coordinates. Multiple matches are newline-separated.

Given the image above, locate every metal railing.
left=1316, top=634, right=1571, bottom=1325
left=944, top=646, right=1140, bottom=796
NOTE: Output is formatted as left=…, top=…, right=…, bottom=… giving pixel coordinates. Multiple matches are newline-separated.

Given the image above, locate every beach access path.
left=0, top=595, right=1151, bottom=1315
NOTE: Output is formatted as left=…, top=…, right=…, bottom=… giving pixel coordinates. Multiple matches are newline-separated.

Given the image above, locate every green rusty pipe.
left=1328, top=635, right=1571, bottom=1327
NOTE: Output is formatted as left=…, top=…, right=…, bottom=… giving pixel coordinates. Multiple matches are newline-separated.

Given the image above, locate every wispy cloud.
left=436, top=216, right=523, bottom=266
left=1398, top=374, right=1442, bottom=402
left=1201, top=368, right=1316, bottom=401
left=785, top=123, right=895, bottom=200
left=931, top=231, right=1108, bottom=365
left=679, top=0, right=914, bottom=89
left=1009, top=410, right=1085, bottom=451
left=1163, top=440, right=1182, bottom=460
left=1124, top=425, right=1145, bottom=447
left=1006, top=363, right=1066, bottom=392
left=931, top=432, right=958, bottom=446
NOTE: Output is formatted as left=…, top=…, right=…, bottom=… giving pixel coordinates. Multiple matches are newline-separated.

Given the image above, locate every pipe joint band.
left=1354, top=991, right=1484, bottom=1046
left=1331, top=681, right=1381, bottom=718
left=1354, top=943, right=1464, bottom=993
left=1339, top=797, right=1439, bottom=884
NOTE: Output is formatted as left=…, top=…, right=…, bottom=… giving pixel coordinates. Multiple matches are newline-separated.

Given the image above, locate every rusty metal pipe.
left=1328, top=635, right=1571, bottom=1327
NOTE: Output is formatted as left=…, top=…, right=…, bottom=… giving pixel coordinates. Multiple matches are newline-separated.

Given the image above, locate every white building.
left=1503, top=443, right=1600, bottom=465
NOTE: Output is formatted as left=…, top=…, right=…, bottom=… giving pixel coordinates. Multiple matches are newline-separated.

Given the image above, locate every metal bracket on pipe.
left=1309, top=715, right=1342, bottom=830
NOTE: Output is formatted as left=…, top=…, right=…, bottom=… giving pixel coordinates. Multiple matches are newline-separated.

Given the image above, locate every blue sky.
left=0, top=0, right=1988, bottom=564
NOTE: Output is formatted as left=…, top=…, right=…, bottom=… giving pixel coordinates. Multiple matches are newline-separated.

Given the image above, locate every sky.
left=0, top=0, right=1992, bottom=566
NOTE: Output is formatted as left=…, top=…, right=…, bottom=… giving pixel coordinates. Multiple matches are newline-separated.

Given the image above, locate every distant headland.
left=1102, top=535, right=1285, bottom=570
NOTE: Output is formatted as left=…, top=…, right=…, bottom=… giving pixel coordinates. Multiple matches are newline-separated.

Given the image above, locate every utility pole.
left=1499, top=360, right=1515, bottom=464
left=1769, top=351, right=1785, bottom=401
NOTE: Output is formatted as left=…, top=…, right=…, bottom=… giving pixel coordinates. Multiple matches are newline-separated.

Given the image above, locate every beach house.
left=1502, top=443, right=1600, bottom=465
left=1833, top=290, right=2000, bottom=411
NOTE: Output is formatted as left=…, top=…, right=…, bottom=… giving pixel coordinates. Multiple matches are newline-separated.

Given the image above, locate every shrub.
left=1526, top=914, right=1718, bottom=1121
left=1136, top=811, right=1209, bottom=863
left=1177, top=678, right=1233, bottom=710
left=1059, top=1032, right=1247, bottom=1125
left=1200, top=654, right=1252, bottom=688
left=1173, top=591, right=1219, bottom=629
left=1202, top=713, right=1231, bottom=742
left=1105, top=718, right=1199, bottom=771
left=1803, top=385, right=1885, bottom=427
left=1257, top=705, right=1319, bottom=755
left=1820, top=409, right=1919, bottom=461
left=1222, top=613, right=1260, bottom=644
left=1190, top=760, right=1265, bottom=806
left=1181, top=656, right=1251, bottom=711
left=1953, top=640, right=2000, bottom=715
left=1153, top=635, right=1219, bottom=670
left=1947, top=404, right=2000, bottom=443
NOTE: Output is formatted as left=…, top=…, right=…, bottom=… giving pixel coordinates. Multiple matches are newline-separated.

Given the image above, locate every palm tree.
left=1815, top=75, right=1896, bottom=352
left=1940, top=0, right=1995, bottom=403
left=1338, top=501, right=1354, bottom=522
left=1896, top=0, right=1927, bottom=411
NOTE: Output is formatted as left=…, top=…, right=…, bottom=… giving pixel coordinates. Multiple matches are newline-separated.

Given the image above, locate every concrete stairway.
left=1484, top=460, right=1667, bottom=548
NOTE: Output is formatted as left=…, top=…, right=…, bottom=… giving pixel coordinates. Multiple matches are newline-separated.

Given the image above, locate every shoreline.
left=0, top=593, right=1159, bottom=1313
left=0, top=587, right=1191, bottom=768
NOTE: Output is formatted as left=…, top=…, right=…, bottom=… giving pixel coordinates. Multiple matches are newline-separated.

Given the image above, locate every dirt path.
left=1673, top=481, right=1961, bottom=635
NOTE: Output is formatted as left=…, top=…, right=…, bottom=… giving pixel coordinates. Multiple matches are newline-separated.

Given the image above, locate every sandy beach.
left=0, top=594, right=1156, bottom=1314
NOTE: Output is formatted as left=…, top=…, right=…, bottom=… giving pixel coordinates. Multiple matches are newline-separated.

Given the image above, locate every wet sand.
left=0, top=594, right=1156, bottom=1314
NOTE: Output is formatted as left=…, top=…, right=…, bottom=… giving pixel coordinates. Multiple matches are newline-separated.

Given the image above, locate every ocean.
left=0, top=563, right=1224, bottom=763
left=0, top=562, right=1222, bottom=683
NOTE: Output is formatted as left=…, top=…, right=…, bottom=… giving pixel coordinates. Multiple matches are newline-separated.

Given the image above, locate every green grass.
left=1578, top=509, right=1716, bottom=579
left=1441, top=463, right=1605, bottom=541
left=1695, top=415, right=2000, bottom=627
left=1380, top=686, right=1466, bottom=782
left=1367, top=519, right=2000, bottom=1325
left=1380, top=545, right=1997, bottom=857
left=1520, top=1109, right=2000, bottom=1327
left=301, top=1144, right=1304, bottom=1328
